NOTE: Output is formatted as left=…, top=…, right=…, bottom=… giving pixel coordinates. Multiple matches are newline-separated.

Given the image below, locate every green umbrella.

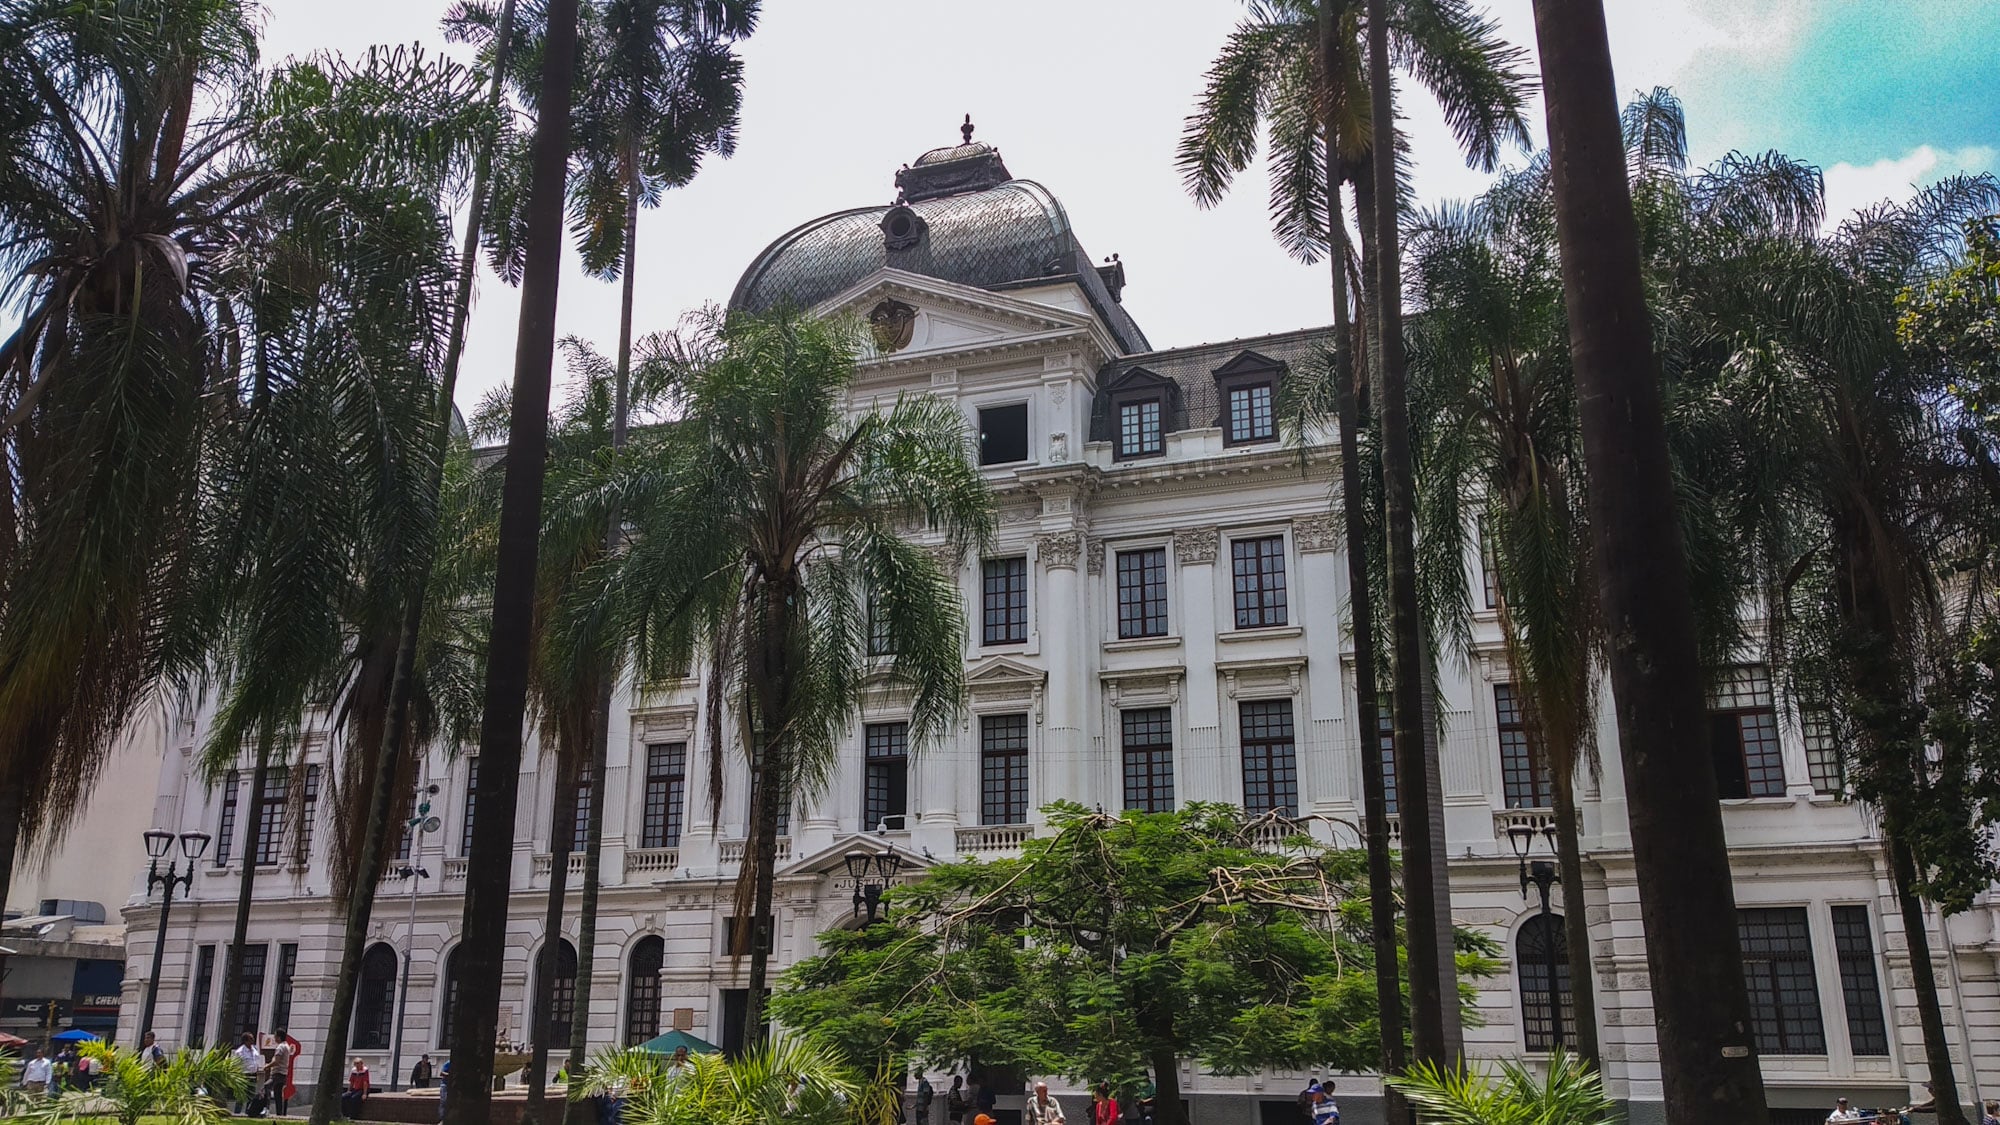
left=635, top=1030, right=720, bottom=1056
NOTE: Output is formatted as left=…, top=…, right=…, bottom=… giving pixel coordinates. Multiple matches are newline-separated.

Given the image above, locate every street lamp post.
left=843, top=850, right=903, bottom=924
left=388, top=784, right=441, bottom=1093
left=1507, top=822, right=1564, bottom=1050
left=136, top=828, right=211, bottom=1050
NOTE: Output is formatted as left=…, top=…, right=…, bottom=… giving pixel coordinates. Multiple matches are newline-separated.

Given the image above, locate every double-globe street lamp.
left=388, top=783, right=441, bottom=1093
left=844, top=850, right=903, bottom=924
left=1507, top=821, right=1565, bottom=1049
left=136, top=828, right=211, bottom=1049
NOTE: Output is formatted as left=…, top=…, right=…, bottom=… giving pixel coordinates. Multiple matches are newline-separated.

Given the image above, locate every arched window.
left=1517, top=913, right=1575, bottom=1050
left=353, top=943, right=398, bottom=1050
left=436, top=947, right=462, bottom=1048
left=625, top=937, right=665, bottom=1046
left=536, top=939, right=580, bottom=1048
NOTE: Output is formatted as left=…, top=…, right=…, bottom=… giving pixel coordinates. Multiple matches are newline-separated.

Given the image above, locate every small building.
left=0, top=912, right=127, bottom=1047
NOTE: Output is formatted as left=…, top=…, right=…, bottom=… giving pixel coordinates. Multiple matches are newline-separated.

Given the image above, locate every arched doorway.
left=1517, top=913, right=1575, bottom=1050
left=353, top=943, right=397, bottom=1050
left=625, top=936, right=664, bottom=1046
left=436, top=946, right=462, bottom=1048
left=534, top=939, right=579, bottom=1048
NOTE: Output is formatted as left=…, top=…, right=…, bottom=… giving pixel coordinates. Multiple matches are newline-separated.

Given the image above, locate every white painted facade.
left=112, top=164, right=2000, bottom=1125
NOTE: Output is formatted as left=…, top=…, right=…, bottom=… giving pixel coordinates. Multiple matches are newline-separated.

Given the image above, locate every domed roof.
left=912, top=141, right=996, bottom=168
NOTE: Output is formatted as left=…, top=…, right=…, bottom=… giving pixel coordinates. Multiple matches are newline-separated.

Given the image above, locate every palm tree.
left=1388, top=1050, right=1616, bottom=1125
left=561, top=5, right=753, bottom=1100
left=617, top=307, right=994, bottom=1049
left=1179, top=0, right=1531, bottom=1067
left=1528, top=3, right=1768, bottom=1120
left=444, top=0, right=586, bottom=1118
left=38, top=1043, right=249, bottom=1125
left=569, top=1039, right=860, bottom=1125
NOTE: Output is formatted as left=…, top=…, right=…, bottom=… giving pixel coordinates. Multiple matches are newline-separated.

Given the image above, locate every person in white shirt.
left=139, top=1031, right=167, bottom=1069
left=230, top=1033, right=267, bottom=1116
left=1025, top=1082, right=1066, bottom=1125
left=20, top=1049, right=53, bottom=1093
left=1827, top=1097, right=1862, bottom=1124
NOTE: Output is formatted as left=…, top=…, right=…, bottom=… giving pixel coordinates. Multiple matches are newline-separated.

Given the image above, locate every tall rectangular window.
left=269, top=943, right=299, bottom=1035
left=229, top=943, right=268, bottom=1040
left=1378, top=710, right=1399, bottom=816
left=863, top=722, right=910, bottom=831
left=215, top=772, right=241, bottom=867
left=978, top=403, right=1029, bottom=465
left=1230, top=536, right=1288, bottom=629
left=1737, top=907, right=1826, bottom=1055
left=1802, top=709, right=1844, bottom=796
left=1496, top=684, right=1555, bottom=809
left=1709, top=666, right=1786, bottom=798
left=570, top=763, right=594, bottom=853
left=1479, top=518, right=1501, bottom=609
left=460, top=758, right=480, bottom=858
left=1117, top=399, right=1163, bottom=459
left=867, top=599, right=896, bottom=657
left=1239, top=700, right=1299, bottom=817
left=1121, top=708, right=1175, bottom=813
left=298, top=764, right=321, bottom=860
left=749, top=737, right=789, bottom=836
left=1116, top=548, right=1169, bottom=639
left=1831, top=905, right=1890, bottom=1056
left=981, top=714, right=1029, bottom=826
left=1225, top=382, right=1275, bottom=444
left=254, top=768, right=288, bottom=866
left=187, top=945, right=216, bottom=1048
left=982, top=556, right=1028, bottom=645
left=641, top=743, right=687, bottom=849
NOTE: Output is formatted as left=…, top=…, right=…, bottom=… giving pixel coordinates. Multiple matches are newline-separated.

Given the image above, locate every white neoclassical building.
left=116, top=131, right=2000, bottom=1125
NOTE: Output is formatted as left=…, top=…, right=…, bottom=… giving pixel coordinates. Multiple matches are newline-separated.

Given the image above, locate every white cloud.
left=1822, top=145, right=2000, bottom=228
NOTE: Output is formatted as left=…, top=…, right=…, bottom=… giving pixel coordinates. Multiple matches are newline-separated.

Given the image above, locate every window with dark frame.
left=436, top=947, right=461, bottom=1047
left=352, top=942, right=397, bottom=1050
left=1116, top=548, right=1169, bottom=639
left=863, top=722, right=910, bottom=831
left=269, top=943, right=298, bottom=1034
left=1121, top=708, right=1175, bottom=812
left=641, top=743, right=687, bottom=849
left=188, top=944, right=216, bottom=1048
left=1379, top=711, right=1400, bottom=816
left=625, top=936, right=665, bottom=1046
left=1496, top=684, right=1556, bottom=809
left=981, top=714, right=1029, bottom=826
left=1737, top=907, right=1827, bottom=1055
left=1224, top=381, right=1276, bottom=444
left=1831, top=905, right=1890, bottom=1056
left=1239, top=700, right=1299, bottom=817
left=1117, top=398, right=1164, bottom=459
left=748, top=736, right=790, bottom=837
left=253, top=768, right=287, bottom=866
left=1517, top=914, right=1576, bottom=1050
left=982, top=556, right=1028, bottom=645
left=460, top=758, right=480, bottom=858
left=215, top=772, right=240, bottom=867
left=1480, top=518, right=1501, bottom=609
left=539, top=940, right=579, bottom=1048
left=298, top=764, right=321, bottom=860
left=1802, top=709, right=1844, bottom=796
left=1709, top=666, right=1787, bottom=799
left=867, top=598, right=896, bottom=657
left=978, top=402, right=1029, bottom=465
left=1230, top=536, right=1288, bottom=629
left=570, top=763, right=594, bottom=854
left=229, top=943, right=268, bottom=1040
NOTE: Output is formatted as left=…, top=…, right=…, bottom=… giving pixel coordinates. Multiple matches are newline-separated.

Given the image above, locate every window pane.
left=1378, top=710, right=1399, bottom=817
left=460, top=758, right=480, bottom=858
left=437, top=948, right=461, bottom=1047
left=229, top=943, right=268, bottom=1041
left=625, top=936, right=665, bottom=1046
left=1227, top=383, right=1275, bottom=443
left=188, top=945, right=215, bottom=1048
left=978, top=403, right=1029, bottom=465
left=540, top=940, right=579, bottom=1048
left=254, top=768, right=287, bottom=866
left=1230, top=536, right=1288, bottom=628
left=216, top=772, right=239, bottom=867
left=269, top=943, right=299, bottom=1035
left=1497, top=684, right=1555, bottom=809
left=353, top=943, right=398, bottom=1050
left=1118, top=399, right=1162, bottom=457
left=982, top=557, right=1028, bottom=645
left=1479, top=518, right=1501, bottom=609
left=568, top=764, right=594, bottom=854
left=1121, top=708, right=1175, bottom=812
left=300, top=764, right=320, bottom=859
left=981, top=715, right=1029, bottom=825
left=864, top=722, right=910, bottom=831
left=1831, top=906, right=1890, bottom=1056
left=1116, top=548, right=1169, bottom=639
left=1737, top=907, right=1826, bottom=1054
left=1802, top=710, right=1843, bottom=796
left=1708, top=666, right=1785, bottom=798
left=1240, top=700, right=1298, bottom=817
left=1517, top=914, right=1576, bottom=1050
left=642, top=743, right=687, bottom=849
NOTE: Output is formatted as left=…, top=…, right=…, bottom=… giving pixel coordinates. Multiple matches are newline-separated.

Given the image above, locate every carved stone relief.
left=1036, top=531, right=1083, bottom=570
left=1294, top=513, right=1339, bottom=553
left=1175, top=526, right=1219, bottom=566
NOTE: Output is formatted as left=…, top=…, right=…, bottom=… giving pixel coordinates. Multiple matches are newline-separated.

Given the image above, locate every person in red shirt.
left=340, top=1058, right=371, bottom=1118
left=1092, top=1083, right=1120, bottom=1125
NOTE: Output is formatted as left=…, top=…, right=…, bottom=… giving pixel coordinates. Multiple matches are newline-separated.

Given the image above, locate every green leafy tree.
left=568, top=1040, right=860, bottom=1125
left=1387, top=1050, right=1616, bottom=1125
left=1901, top=217, right=2000, bottom=467
left=617, top=306, right=994, bottom=1050
left=773, top=804, right=1499, bottom=1125
left=30, top=1043, right=249, bottom=1125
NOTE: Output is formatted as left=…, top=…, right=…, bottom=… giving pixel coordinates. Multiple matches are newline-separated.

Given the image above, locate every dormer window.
left=1213, top=350, right=1286, bottom=447
left=1117, top=398, right=1163, bottom=459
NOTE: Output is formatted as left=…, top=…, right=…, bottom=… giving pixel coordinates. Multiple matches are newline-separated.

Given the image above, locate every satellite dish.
left=422, top=816, right=442, bottom=834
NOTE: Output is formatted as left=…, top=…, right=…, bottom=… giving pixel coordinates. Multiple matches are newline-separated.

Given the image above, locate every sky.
left=250, top=0, right=2000, bottom=413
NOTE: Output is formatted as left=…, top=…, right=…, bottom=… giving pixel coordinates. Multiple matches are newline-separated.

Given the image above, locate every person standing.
left=341, top=1057, right=372, bottom=1119
left=412, top=1053, right=434, bottom=1089
left=1309, top=1083, right=1340, bottom=1125
left=1091, top=1083, right=1119, bottom=1125
left=230, top=1033, right=268, bottom=1116
left=139, top=1031, right=167, bottom=1069
left=1979, top=1099, right=1999, bottom=1125
left=1025, top=1081, right=1066, bottom=1125
left=915, top=1075, right=934, bottom=1125
left=437, top=1059, right=451, bottom=1123
left=265, top=1035, right=294, bottom=1116
left=19, top=1048, right=53, bottom=1094
left=946, top=1076, right=968, bottom=1125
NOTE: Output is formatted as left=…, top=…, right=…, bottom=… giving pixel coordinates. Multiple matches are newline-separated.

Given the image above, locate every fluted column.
left=1036, top=531, right=1084, bottom=806
left=1175, top=527, right=1222, bottom=805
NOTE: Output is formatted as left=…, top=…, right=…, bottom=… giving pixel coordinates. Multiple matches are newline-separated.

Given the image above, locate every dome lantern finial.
left=961, top=114, right=974, bottom=145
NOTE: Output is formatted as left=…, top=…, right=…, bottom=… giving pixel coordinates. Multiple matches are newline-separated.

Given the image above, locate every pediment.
left=1103, top=364, right=1177, bottom=394
left=965, top=655, right=1048, bottom=687
left=1212, top=349, right=1288, bottom=379
left=816, top=269, right=1103, bottom=364
left=784, top=834, right=933, bottom=878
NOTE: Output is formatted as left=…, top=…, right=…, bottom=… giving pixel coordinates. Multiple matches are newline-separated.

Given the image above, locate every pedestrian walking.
left=915, top=1074, right=934, bottom=1125
left=19, top=1048, right=52, bottom=1094
left=947, top=1075, right=968, bottom=1125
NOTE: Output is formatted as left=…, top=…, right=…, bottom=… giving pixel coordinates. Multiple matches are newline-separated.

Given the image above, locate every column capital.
left=1294, top=513, right=1339, bottom=553
left=1036, top=531, right=1083, bottom=570
left=1175, top=526, right=1219, bottom=566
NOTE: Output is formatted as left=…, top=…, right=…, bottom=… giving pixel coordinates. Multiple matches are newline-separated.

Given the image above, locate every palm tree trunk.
left=559, top=172, right=639, bottom=1125
left=1892, top=836, right=1970, bottom=1125
left=308, top=7, right=519, bottom=1121
left=1364, top=0, right=1450, bottom=1067
left=741, top=738, right=784, bottom=1048
left=742, top=571, right=800, bottom=1049
left=1530, top=1, right=1768, bottom=1119
left=444, top=0, right=582, bottom=1120
left=217, top=732, right=273, bottom=1044
left=523, top=760, right=581, bottom=1125
left=1549, top=769, right=1600, bottom=1066
left=1315, top=18, right=1406, bottom=1100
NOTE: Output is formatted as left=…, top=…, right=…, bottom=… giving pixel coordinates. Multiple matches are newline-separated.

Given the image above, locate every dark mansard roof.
left=1088, top=327, right=1334, bottom=443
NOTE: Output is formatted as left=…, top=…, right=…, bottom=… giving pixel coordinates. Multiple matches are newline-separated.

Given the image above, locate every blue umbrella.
left=51, top=1029, right=100, bottom=1042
